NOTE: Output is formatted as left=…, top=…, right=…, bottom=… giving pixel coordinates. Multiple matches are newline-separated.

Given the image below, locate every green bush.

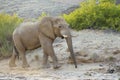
left=63, top=0, right=120, bottom=31
left=0, top=13, right=23, bottom=59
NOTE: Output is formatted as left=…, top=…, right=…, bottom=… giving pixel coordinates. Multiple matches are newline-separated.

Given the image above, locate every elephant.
left=9, top=16, right=77, bottom=69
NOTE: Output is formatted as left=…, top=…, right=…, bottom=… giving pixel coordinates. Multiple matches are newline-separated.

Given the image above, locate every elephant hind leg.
left=17, top=46, right=29, bottom=68
left=13, top=38, right=29, bottom=68
left=9, top=48, right=17, bottom=67
left=21, top=51, right=30, bottom=68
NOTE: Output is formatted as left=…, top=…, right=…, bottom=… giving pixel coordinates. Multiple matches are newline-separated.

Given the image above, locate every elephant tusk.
left=63, top=35, right=68, bottom=38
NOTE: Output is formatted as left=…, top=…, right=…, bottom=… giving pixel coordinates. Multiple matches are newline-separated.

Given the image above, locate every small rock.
left=99, top=64, right=103, bottom=67
left=113, top=50, right=120, bottom=54
left=84, top=72, right=92, bottom=76
left=107, top=68, right=115, bottom=73
left=15, top=76, right=27, bottom=80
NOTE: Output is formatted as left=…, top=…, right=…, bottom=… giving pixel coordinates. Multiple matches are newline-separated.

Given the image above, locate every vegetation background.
left=63, top=0, right=120, bottom=31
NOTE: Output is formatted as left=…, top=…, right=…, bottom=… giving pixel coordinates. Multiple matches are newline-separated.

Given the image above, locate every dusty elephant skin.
left=9, top=16, right=77, bottom=69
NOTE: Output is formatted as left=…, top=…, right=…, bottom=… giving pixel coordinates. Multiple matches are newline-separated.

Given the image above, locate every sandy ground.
left=0, top=30, right=120, bottom=80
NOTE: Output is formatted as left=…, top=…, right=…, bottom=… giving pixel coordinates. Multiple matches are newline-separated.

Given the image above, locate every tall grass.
left=0, top=13, right=23, bottom=59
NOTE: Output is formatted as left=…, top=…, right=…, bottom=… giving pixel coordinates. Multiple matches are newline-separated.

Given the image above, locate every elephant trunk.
left=65, top=36, right=77, bottom=68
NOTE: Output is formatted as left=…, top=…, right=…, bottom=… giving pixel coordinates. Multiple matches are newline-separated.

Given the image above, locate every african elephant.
left=9, top=16, right=77, bottom=69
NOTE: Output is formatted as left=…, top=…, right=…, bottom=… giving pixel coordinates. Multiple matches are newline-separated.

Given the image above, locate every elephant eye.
left=58, top=26, right=62, bottom=28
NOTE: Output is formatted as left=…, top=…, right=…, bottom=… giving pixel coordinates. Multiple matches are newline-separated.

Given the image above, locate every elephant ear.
left=38, top=17, right=56, bottom=40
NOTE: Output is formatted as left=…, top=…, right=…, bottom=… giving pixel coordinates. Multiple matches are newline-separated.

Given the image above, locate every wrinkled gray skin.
left=9, top=17, right=77, bottom=69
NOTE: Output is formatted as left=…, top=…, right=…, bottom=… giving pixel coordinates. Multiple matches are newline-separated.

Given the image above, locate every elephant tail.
left=14, top=45, right=19, bottom=59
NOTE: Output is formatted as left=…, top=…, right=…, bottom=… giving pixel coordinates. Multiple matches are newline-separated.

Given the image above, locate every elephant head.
left=39, top=17, right=77, bottom=68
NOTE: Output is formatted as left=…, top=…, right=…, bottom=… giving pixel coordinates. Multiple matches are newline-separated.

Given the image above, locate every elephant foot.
left=22, top=64, right=30, bottom=68
left=42, top=63, right=50, bottom=68
left=53, top=63, right=61, bottom=69
left=9, top=63, right=17, bottom=67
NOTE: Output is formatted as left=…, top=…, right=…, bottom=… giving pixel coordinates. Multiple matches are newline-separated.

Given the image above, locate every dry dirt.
left=0, top=30, right=120, bottom=80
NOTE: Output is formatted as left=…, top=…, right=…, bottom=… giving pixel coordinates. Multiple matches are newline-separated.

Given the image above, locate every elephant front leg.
left=42, top=53, right=50, bottom=68
left=49, top=51, right=61, bottom=69
left=40, top=36, right=61, bottom=69
left=43, top=48, right=61, bottom=69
